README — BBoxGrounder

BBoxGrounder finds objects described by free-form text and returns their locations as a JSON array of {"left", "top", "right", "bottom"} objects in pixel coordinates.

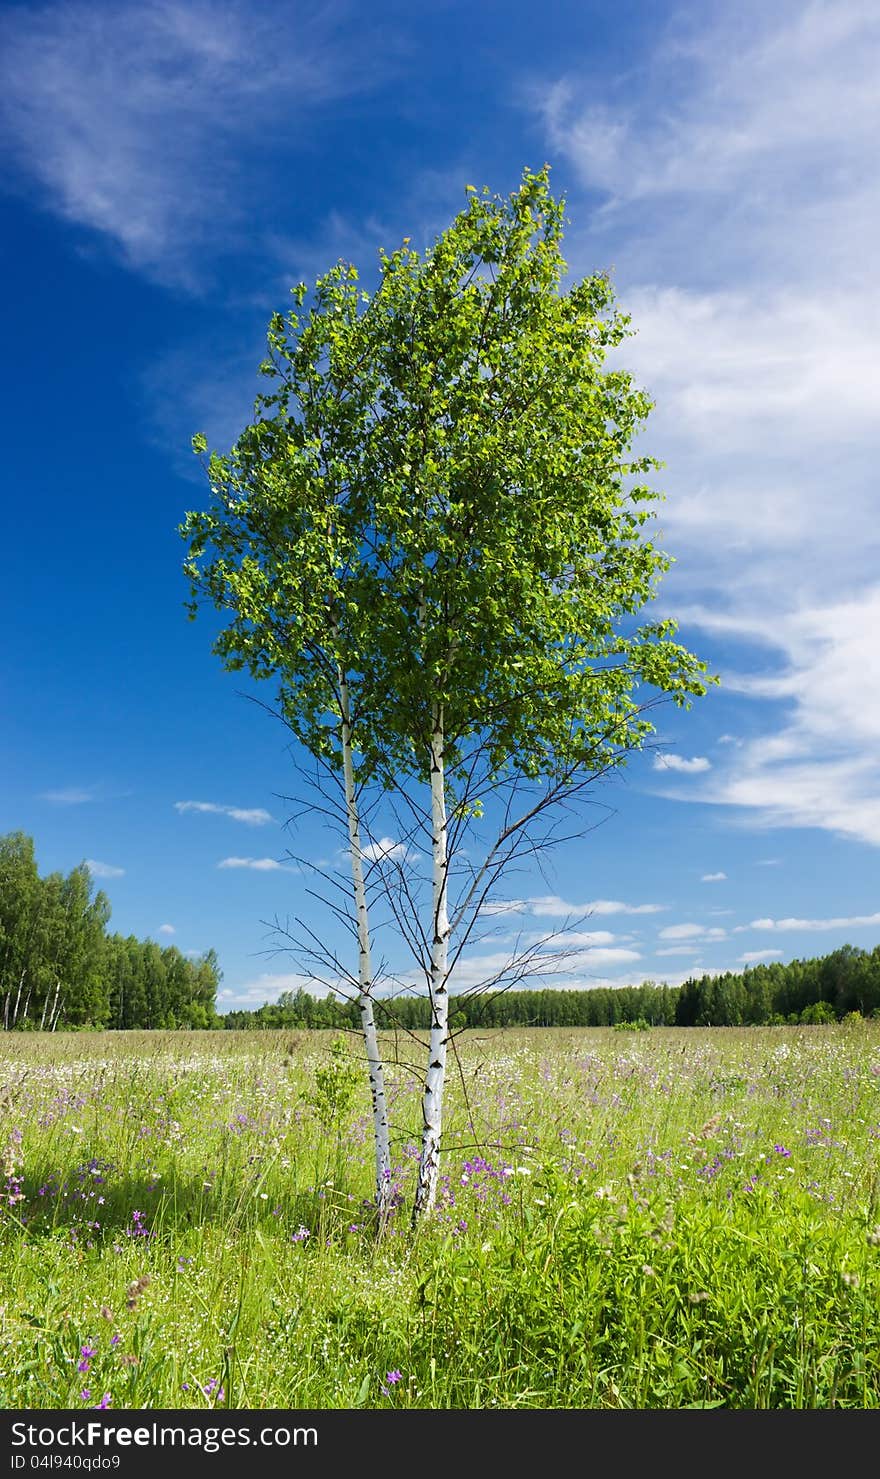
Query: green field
[{"left": 2, "top": 1024, "right": 879, "bottom": 1409}]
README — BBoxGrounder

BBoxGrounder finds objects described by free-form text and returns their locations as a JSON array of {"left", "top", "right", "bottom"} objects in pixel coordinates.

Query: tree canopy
[{"left": 183, "top": 167, "right": 711, "bottom": 791}]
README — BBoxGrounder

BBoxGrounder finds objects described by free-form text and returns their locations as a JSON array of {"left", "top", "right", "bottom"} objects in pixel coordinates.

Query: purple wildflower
[
  {"left": 384, "top": 1370, "right": 403, "bottom": 1386},
  {"left": 94, "top": 1394, "right": 111, "bottom": 1410}
]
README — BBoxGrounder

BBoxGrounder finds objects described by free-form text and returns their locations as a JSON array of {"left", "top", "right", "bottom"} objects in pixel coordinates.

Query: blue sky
[{"left": 2, "top": 0, "right": 878, "bottom": 1012}]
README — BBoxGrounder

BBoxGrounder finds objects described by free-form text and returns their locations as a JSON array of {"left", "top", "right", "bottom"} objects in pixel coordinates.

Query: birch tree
[{"left": 181, "top": 166, "right": 714, "bottom": 1225}]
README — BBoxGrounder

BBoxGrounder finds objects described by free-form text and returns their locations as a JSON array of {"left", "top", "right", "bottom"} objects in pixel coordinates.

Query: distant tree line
[
  {"left": 674, "top": 944, "right": 880, "bottom": 1025},
  {"left": 223, "top": 946, "right": 880, "bottom": 1031},
  {"left": 5, "top": 829, "right": 878, "bottom": 1032},
  {"left": 0, "top": 832, "right": 220, "bottom": 1030}
]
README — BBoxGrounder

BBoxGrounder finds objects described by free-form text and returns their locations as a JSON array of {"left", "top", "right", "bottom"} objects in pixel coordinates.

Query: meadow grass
[{"left": 1, "top": 1023, "right": 879, "bottom": 1409}]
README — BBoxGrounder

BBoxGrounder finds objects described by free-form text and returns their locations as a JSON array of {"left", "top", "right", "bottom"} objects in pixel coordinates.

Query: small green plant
[
  {"left": 613, "top": 1018, "right": 651, "bottom": 1032},
  {"left": 306, "top": 1034, "right": 361, "bottom": 1135}
]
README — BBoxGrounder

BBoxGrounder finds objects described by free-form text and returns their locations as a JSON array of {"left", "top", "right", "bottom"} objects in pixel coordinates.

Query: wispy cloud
[
  {"left": 524, "top": 930, "right": 618, "bottom": 949},
  {"left": 535, "top": 1, "right": 880, "bottom": 848},
  {"left": 361, "top": 836, "right": 416, "bottom": 864},
  {"left": 447, "top": 944, "right": 643, "bottom": 992},
  {"left": 527, "top": 896, "right": 666, "bottom": 917},
  {"left": 659, "top": 923, "right": 727, "bottom": 942},
  {"left": 176, "top": 801, "right": 274, "bottom": 826},
  {"left": 562, "top": 947, "right": 641, "bottom": 968},
  {"left": 652, "top": 754, "right": 711, "bottom": 775},
  {"left": 701, "top": 872, "right": 727, "bottom": 883},
  {"left": 662, "top": 597, "right": 880, "bottom": 847},
  {"left": 41, "top": 787, "right": 95, "bottom": 804},
  {"left": 158, "top": 923, "right": 176, "bottom": 936},
  {"left": 218, "top": 972, "right": 334, "bottom": 1007},
  {"left": 734, "top": 912, "right": 880, "bottom": 934},
  {"left": 0, "top": 0, "right": 395, "bottom": 287},
  {"left": 217, "top": 857, "right": 295, "bottom": 873},
  {"left": 539, "top": 3, "right": 880, "bottom": 285},
  {"left": 739, "top": 949, "right": 784, "bottom": 964},
  {"left": 85, "top": 859, "right": 125, "bottom": 879}
]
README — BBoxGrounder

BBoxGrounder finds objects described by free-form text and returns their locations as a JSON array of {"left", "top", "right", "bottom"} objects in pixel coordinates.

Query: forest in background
[
  {"left": 4, "top": 830, "right": 879, "bottom": 1033},
  {"left": 225, "top": 945, "right": 880, "bottom": 1031},
  {"left": 0, "top": 832, "right": 220, "bottom": 1029}
]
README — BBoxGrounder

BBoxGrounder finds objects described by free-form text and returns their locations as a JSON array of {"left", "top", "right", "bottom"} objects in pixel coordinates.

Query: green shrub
[{"left": 800, "top": 1001, "right": 836, "bottom": 1025}]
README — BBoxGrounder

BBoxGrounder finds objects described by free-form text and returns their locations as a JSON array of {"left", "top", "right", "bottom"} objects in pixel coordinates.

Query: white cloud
[
  {"left": 618, "top": 286, "right": 880, "bottom": 468},
  {"left": 738, "top": 949, "right": 784, "bottom": 964},
  {"left": 481, "top": 899, "right": 528, "bottom": 917},
  {"left": 658, "top": 923, "right": 703, "bottom": 941},
  {"left": 85, "top": 859, "right": 125, "bottom": 879},
  {"left": 701, "top": 872, "right": 727, "bottom": 883},
  {"left": 664, "top": 596, "right": 880, "bottom": 846},
  {"left": 526, "top": 930, "right": 617, "bottom": 949},
  {"left": 0, "top": 0, "right": 388, "bottom": 286},
  {"left": 655, "top": 946, "right": 702, "bottom": 958},
  {"left": 546, "top": 968, "right": 699, "bottom": 992},
  {"left": 652, "top": 754, "right": 711, "bottom": 775},
  {"left": 218, "top": 971, "right": 336, "bottom": 1007},
  {"left": 445, "top": 943, "right": 642, "bottom": 993},
  {"left": 539, "top": 4, "right": 880, "bottom": 281},
  {"left": 41, "top": 787, "right": 94, "bottom": 804},
  {"left": 158, "top": 923, "right": 175, "bottom": 935},
  {"left": 361, "top": 836, "right": 416, "bottom": 864},
  {"left": 217, "top": 856, "right": 294, "bottom": 872},
  {"left": 536, "top": 2, "right": 880, "bottom": 848},
  {"left": 734, "top": 912, "right": 880, "bottom": 934},
  {"left": 527, "top": 896, "right": 665, "bottom": 917},
  {"left": 176, "top": 801, "right": 274, "bottom": 825},
  {"left": 570, "top": 947, "right": 642, "bottom": 967},
  {"left": 659, "top": 923, "right": 727, "bottom": 942}
]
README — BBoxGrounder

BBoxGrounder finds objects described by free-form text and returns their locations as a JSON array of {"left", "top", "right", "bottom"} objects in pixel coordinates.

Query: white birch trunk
[
  {"left": 337, "top": 662, "right": 393, "bottom": 1225},
  {"left": 49, "top": 983, "right": 61, "bottom": 1031},
  {"left": 11, "top": 970, "right": 24, "bottom": 1028},
  {"left": 413, "top": 708, "right": 450, "bottom": 1223},
  {"left": 39, "top": 985, "right": 52, "bottom": 1032}
]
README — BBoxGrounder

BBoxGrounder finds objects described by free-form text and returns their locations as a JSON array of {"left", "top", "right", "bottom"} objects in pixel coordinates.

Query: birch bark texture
[
  {"left": 337, "top": 659, "right": 393, "bottom": 1221},
  {"left": 181, "top": 166, "right": 714, "bottom": 1226},
  {"left": 412, "top": 711, "right": 451, "bottom": 1220}
]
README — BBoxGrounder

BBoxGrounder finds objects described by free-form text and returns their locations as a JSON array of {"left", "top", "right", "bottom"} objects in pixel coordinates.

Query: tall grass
[{"left": 1, "top": 1024, "right": 879, "bottom": 1408}]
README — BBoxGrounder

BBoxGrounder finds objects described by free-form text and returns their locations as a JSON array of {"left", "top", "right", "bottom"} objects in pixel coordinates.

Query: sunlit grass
[{"left": 2, "top": 1023, "right": 879, "bottom": 1408}]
